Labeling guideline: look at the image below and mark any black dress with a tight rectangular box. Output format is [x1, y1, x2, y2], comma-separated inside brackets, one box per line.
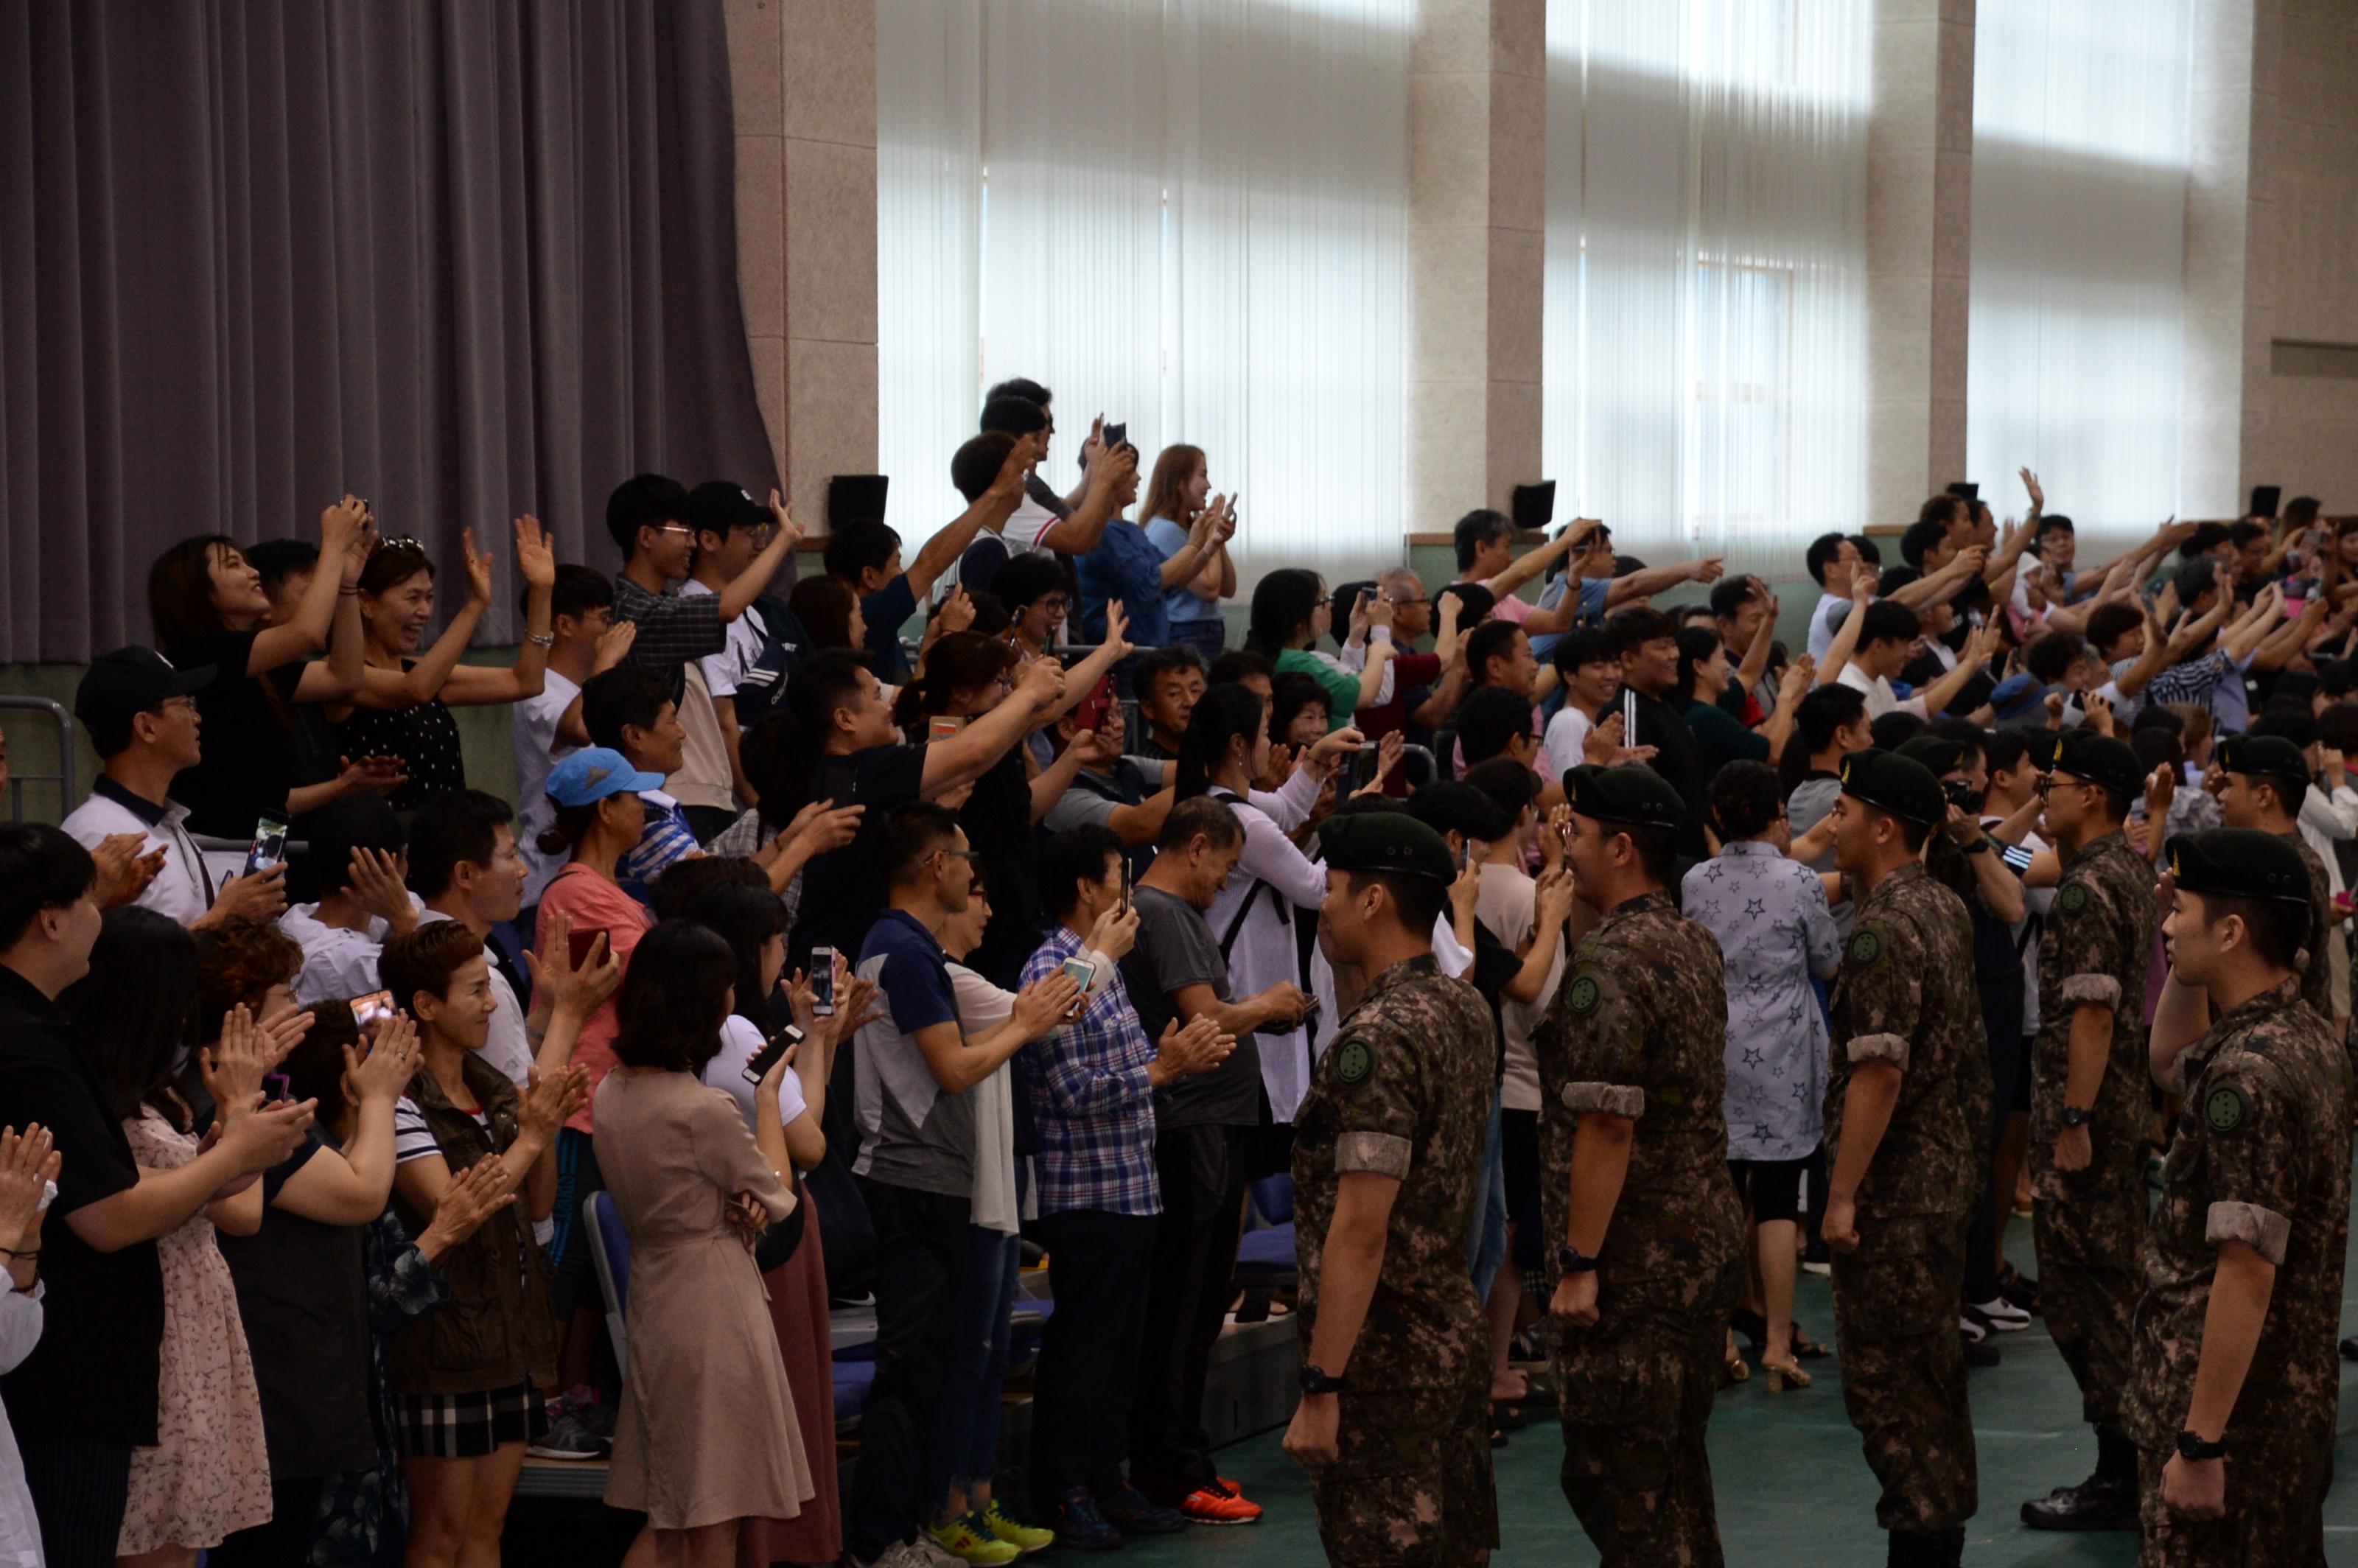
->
[332, 660, 465, 811]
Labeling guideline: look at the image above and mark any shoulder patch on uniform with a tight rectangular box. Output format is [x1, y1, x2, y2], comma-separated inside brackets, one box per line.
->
[1565, 976, 1601, 1015]
[2058, 883, 2090, 915]
[1334, 1040, 1374, 1085]
[2203, 1083, 2249, 1135]
[1847, 928, 1884, 966]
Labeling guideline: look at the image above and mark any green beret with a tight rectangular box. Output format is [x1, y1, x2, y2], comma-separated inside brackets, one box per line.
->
[1320, 811, 1457, 884]
[2053, 729, 2142, 799]
[1563, 763, 1688, 832]
[1894, 735, 1968, 779]
[2165, 828, 2312, 906]
[1836, 746, 1947, 828]
[2214, 733, 2309, 787]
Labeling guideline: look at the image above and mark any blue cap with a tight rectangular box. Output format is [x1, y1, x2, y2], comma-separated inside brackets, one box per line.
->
[1990, 673, 2046, 724]
[545, 747, 664, 808]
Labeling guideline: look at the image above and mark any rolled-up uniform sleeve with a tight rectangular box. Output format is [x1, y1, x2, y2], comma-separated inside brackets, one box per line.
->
[2197, 1061, 2297, 1267]
[1326, 1025, 1421, 1180]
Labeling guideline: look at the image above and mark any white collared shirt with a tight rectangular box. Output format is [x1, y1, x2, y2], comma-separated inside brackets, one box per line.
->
[60, 783, 214, 924]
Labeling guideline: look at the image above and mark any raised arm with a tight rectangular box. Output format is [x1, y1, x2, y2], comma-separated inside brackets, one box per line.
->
[253, 498, 368, 675]
[717, 490, 805, 624]
[1035, 440, 1135, 557]
[1816, 578, 1874, 687]
[441, 517, 555, 707]
[921, 656, 1066, 797]
[1486, 522, 1594, 601]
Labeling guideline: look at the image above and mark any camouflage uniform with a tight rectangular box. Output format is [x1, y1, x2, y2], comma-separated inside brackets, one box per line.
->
[1826, 862, 1990, 1534]
[1293, 953, 1499, 1567]
[1535, 890, 1744, 1567]
[2028, 829, 2158, 1431]
[2123, 977, 2352, 1565]
[2281, 829, 2335, 1027]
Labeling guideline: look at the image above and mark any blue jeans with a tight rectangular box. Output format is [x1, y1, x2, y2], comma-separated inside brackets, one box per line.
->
[1466, 1088, 1508, 1296]
[927, 1225, 1021, 1510]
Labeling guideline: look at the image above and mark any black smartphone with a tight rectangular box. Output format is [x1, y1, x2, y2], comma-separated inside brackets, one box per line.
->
[810, 948, 836, 1017]
[1104, 421, 1127, 452]
[245, 815, 288, 876]
[263, 1072, 293, 1102]
[2250, 484, 2282, 519]
[742, 1023, 806, 1085]
[1946, 480, 1979, 501]
[1119, 857, 1131, 916]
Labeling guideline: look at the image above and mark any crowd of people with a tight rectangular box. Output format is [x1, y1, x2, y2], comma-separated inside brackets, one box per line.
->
[0, 383, 2352, 1568]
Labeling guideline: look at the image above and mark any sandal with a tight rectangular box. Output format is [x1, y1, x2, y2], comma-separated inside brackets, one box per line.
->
[1760, 1353, 1813, 1393]
[1721, 1349, 1751, 1387]
[1789, 1325, 1830, 1360]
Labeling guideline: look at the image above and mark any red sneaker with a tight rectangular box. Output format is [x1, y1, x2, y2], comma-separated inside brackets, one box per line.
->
[1180, 1479, 1262, 1525]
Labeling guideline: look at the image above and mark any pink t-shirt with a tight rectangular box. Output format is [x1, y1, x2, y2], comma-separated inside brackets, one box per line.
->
[536, 861, 653, 1135]
[1453, 576, 1533, 623]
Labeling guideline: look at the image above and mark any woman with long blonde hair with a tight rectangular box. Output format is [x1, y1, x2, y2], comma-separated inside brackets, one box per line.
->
[1140, 444, 1236, 660]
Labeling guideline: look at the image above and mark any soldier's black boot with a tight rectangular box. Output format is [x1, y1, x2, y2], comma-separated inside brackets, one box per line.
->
[1886, 1528, 1946, 1567]
[1940, 1523, 1967, 1566]
[2019, 1427, 2138, 1530]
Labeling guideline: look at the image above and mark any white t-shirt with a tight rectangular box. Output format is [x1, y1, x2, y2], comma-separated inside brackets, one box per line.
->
[1003, 496, 1063, 554]
[1543, 706, 1595, 776]
[517, 669, 581, 907]
[948, 965, 1020, 1234]
[1836, 663, 1923, 722]
[702, 1013, 811, 1135]
[1806, 591, 1850, 663]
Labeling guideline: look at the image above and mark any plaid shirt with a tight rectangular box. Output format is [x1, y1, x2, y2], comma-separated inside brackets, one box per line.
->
[612, 573, 727, 671]
[1018, 925, 1161, 1217]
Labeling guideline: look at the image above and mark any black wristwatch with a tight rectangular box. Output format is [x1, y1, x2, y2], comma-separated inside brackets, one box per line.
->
[2175, 1429, 2226, 1462]
[1298, 1364, 1346, 1396]
[1961, 836, 1991, 855]
[2060, 1105, 2093, 1129]
[1558, 1242, 1600, 1274]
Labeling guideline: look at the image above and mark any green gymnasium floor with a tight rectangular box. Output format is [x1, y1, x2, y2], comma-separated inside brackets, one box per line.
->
[1107, 1203, 2358, 1567]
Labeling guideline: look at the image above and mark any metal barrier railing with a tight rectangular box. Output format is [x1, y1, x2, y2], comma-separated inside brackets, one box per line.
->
[0, 696, 76, 824]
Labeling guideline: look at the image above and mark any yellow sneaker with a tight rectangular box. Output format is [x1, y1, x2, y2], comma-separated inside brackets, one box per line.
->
[978, 1499, 1055, 1555]
[926, 1516, 1018, 1566]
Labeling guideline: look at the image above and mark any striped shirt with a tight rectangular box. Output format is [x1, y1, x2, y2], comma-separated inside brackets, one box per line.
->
[616, 790, 699, 900]
[1018, 925, 1161, 1217]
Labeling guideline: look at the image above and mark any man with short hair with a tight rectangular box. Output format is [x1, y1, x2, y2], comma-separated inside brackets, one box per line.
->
[2018, 732, 2161, 1531]
[409, 789, 544, 1090]
[2128, 829, 2348, 1565]
[1822, 750, 1992, 1565]
[980, 380, 1130, 556]
[1836, 601, 1995, 723]
[822, 435, 1038, 683]
[1132, 646, 1207, 760]
[603, 472, 800, 679]
[1280, 812, 1497, 1567]
[278, 796, 416, 1007]
[0, 824, 313, 1568]
[1121, 798, 1308, 1523]
[2207, 734, 2337, 1030]
[1607, 608, 1707, 858]
[1539, 765, 1742, 1565]
[581, 666, 698, 899]
[673, 481, 802, 840]
[1020, 826, 1232, 1544]
[517, 565, 635, 909]
[844, 805, 1080, 1568]
[60, 647, 285, 929]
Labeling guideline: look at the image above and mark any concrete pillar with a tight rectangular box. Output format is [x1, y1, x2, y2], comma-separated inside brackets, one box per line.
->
[1407, 0, 1547, 534]
[1865, 0, 1974, 529]
[725, 0, 879, 531]
[2180, 0, 2263, 517]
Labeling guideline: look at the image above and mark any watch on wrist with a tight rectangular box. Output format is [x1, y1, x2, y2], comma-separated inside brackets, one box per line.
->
[2175, 1429, 2225, 1462]
[2060, 1105, 2093, 1129]
[1298, 1364, 1346, 1396]
[1558, 1242, 1600, 1274]
[1961, 836, 1991, 855]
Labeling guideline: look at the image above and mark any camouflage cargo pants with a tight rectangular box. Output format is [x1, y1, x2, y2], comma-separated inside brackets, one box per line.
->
[1832, 1217, 1978, 1533]
[1553, 1306, 1726, 1567]
[2137, 1440, 2328, 1567]
[1309, 1373, 1497, 1567]
[2032, 1152, 2145, 1429]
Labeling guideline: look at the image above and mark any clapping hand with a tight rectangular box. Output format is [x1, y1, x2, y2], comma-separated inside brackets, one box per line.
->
[1351, 730, 1404, 797]
[519, 1064, 590, 1146]
[0, 1124, 59, 1259]
[417, 1157, 517, 1261]
[1154, 1015, 1234, 1079]
[91, 833, 167, 910]
[348, 847, 416, 932]
[1012, 973, 1085, 1035]
[345, 1012, 424, 1106]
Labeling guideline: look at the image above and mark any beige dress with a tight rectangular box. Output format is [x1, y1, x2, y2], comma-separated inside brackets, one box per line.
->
[119, 1108, 271, 1554]
[593, 1070, 813, 1529]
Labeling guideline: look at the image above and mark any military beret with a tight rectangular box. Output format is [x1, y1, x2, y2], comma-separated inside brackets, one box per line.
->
[1836, 746, 1947, 828]
[1894, 735, 1969, 779]
[1562, 763, 1687, 832]
[2016, 727, 2063, 774]
[2164, 828, 2312, 906]
[1320, 810, 1457, 884]
[2052, 729, 2143, 799]
[2214, 733, 2309, 788]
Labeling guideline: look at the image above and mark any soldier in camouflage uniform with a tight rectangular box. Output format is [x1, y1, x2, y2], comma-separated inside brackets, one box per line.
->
[1822, 749, 1990, 1568]
[1534, 764, 1743, 1567]
[1284, 811, 1498, 1567]
[2127, 830, 2351, 1564]
[2020, 730, 2161, 1531]
[2208, 734, 2337, 1032]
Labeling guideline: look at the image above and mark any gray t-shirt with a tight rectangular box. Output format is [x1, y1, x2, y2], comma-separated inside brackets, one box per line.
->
[1785, 772, 1855, 938]
[1119, 885, 1263, 1129]
[850, 909, 974, 1199]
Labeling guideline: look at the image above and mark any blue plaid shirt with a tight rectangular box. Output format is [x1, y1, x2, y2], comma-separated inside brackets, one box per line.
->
[1018, 925, 1161, 1217]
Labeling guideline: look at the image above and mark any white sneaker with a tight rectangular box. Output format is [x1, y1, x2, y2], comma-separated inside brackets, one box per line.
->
[1967, 1296, 2032, 1332]
[1958, 1313, 1987, 1344]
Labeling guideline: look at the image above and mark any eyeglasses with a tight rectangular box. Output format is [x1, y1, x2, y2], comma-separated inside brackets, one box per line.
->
[655, 524, 695, 539]
[934, 847, 984, 869]
[155, 696, 198, 716]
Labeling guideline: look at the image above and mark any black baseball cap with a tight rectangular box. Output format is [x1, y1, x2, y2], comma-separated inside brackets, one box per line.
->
[2214, 733, 2309, 789]
[74, 647, 214, 740]
[685, 481, 769, 538]
[1320, 811, 1457, 885]
[2052, 729, 2143, 799]
[1836, 746, 1946, 828]
[2165, 828, 2312, 906]
[1563, 763, 1688, 831]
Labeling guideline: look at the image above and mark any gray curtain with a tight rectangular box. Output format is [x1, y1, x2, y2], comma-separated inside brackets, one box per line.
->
[0, 0, 780, 662]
